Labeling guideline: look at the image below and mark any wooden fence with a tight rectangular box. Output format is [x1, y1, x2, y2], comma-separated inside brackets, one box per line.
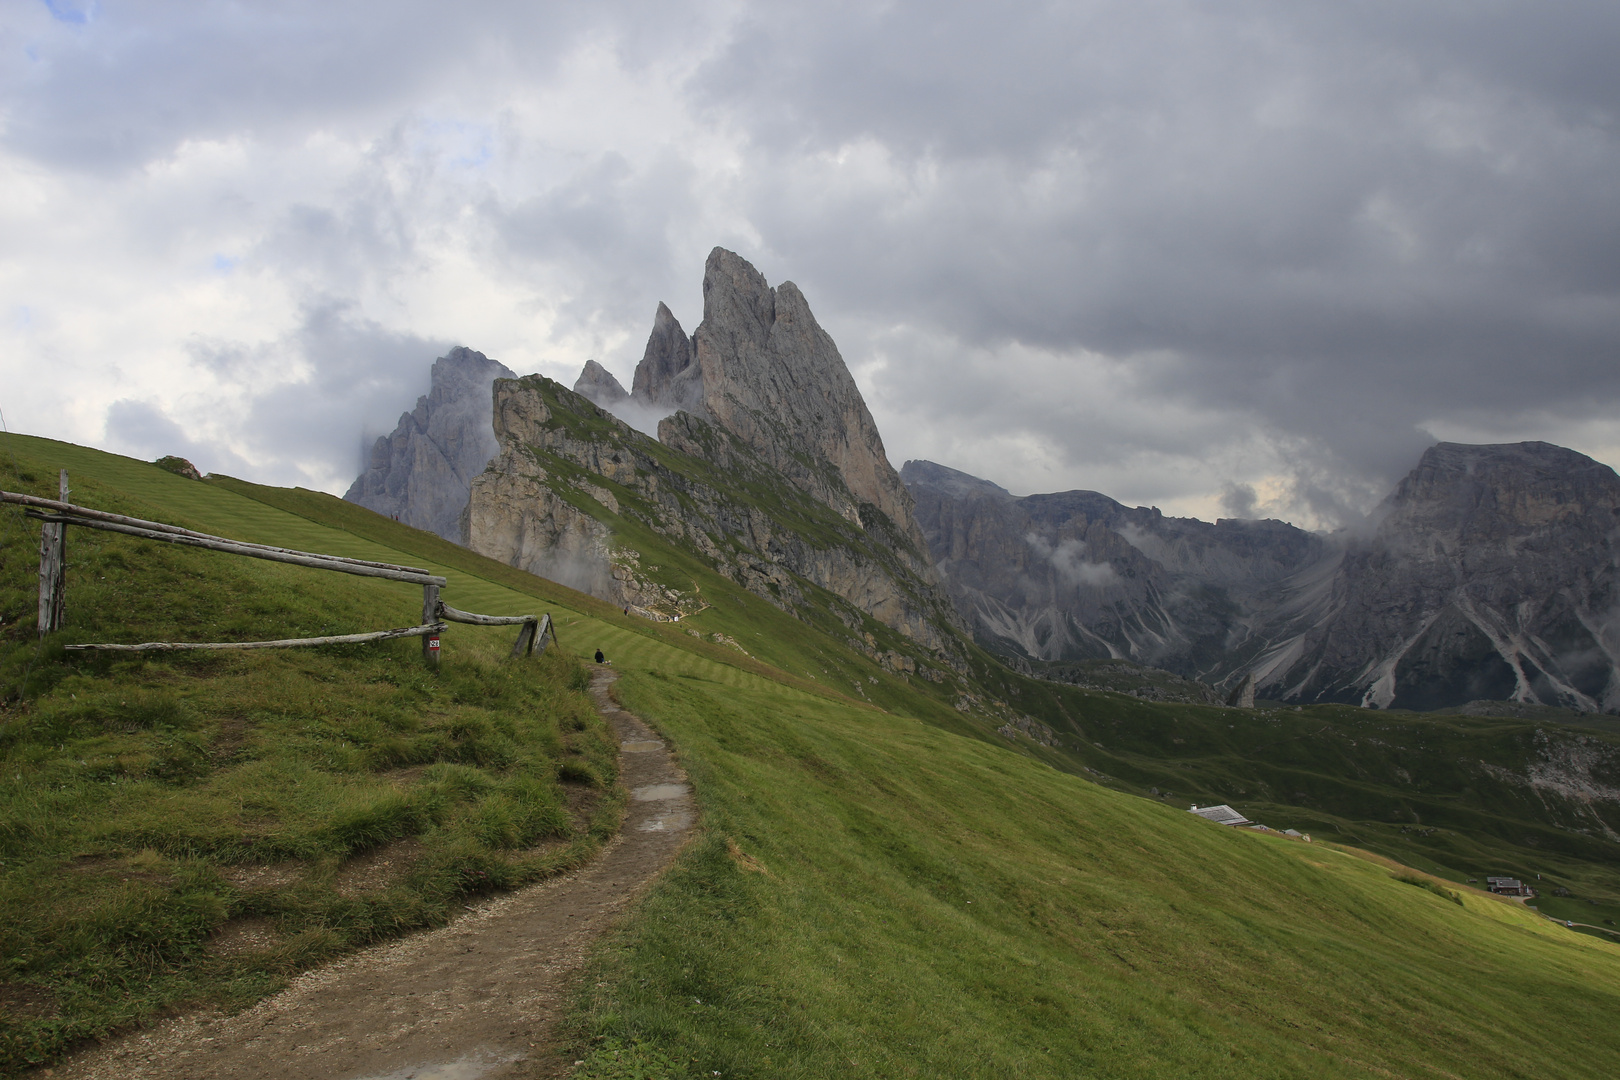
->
[2, 474, 552, 668]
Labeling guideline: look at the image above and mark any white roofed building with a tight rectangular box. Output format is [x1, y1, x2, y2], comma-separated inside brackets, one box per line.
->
[1188, 804, 1252, 827]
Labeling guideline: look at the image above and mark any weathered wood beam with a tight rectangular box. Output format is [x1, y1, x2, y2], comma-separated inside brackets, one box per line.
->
[25, 512, 446, 586]
[64, 621, 448, 653]
[437, 602, 537, 627]
[422, 583, 441, 671]
[36, 471, 68, 634]
[1, 489, 433, 576]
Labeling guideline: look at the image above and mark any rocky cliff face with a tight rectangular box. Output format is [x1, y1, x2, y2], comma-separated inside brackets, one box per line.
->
[520, 247, 951, 648]
[466, 376, 961, 653]
[904, 459, 1329, 684]
[686, 249, 924, 547]
[907, 443, 1620, 713]
[632, 302, 705, 416]
[575, 249, 927, 551]
[1261, 442, 1620, 712]
[345, 347, 515, 541]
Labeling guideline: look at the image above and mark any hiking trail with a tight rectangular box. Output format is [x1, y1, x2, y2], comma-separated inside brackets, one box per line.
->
[55, 668, 693, 1080]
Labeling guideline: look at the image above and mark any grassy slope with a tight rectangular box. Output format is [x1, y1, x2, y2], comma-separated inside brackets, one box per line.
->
[502, 385, 1620, 910]
[8, 435, 1620, 1077]
[203, 438, 1620, 910]
[568, 630, 1620, 1079]
[0, 437, 623, 1071]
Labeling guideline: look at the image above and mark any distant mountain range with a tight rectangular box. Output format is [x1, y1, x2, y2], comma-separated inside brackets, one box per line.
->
[344, 258, 1620, 715]
[906, 442, 1620, 712]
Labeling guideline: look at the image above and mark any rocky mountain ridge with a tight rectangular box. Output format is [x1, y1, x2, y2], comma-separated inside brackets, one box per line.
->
[346, 250, 955, 659]
[906, 442, 1620, 713]
[468, 247, 960, 654]
[1261, 441, 1620, 712]
[465, 375, 961, 653]
[576, 249, 926, 551]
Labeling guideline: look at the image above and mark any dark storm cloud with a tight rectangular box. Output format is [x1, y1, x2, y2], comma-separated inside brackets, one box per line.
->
[687, 0, 1620, 511]
[2, 0, 704, 171]
[492, 149, 709, 352]
[7, 0, 1619, 523]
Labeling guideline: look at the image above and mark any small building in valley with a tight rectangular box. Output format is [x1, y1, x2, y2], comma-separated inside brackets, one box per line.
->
[1189, 804, 1252, 827]
[1486, 876, 1534, 897]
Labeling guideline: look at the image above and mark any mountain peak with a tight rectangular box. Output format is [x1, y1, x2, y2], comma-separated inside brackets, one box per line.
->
[1386, 440, 1620, 531]
[345, 346, 515, 541]
[573, 359, 628, 407]
[684, 248, 920, 540]
[901, 460, 1013, 501]
[629, 301, 703, 415]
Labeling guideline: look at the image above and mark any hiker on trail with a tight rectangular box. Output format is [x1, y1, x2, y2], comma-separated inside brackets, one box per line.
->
[594, 649, 605, 664]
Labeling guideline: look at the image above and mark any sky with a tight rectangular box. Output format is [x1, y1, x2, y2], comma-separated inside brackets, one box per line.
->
[4, 0, 1619, 530]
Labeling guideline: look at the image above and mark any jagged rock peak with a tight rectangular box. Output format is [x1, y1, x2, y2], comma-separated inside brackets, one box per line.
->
[344, 345, 515, 543]
[678, 246, 922, 543]
[632, 302, 704, 415]
[573, 360, 629, 408]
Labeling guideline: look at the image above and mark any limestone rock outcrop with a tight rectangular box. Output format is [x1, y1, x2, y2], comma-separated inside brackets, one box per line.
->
[576, 248, 927, 552]
[467, 376, 961, 653]
[1264, 442, 1620, 711]
[632, 302, 705, 416]
[904, 458, 1327, 693]
[687, 249, 923, 547]
[536, 247, 951, 647]
[345, 347, 515, 541]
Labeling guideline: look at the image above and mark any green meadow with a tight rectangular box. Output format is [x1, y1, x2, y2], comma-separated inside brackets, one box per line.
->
[0, 437, 619, 1071]
[564, 630, 1620, 1079]
[4, 432, 1620, 1077]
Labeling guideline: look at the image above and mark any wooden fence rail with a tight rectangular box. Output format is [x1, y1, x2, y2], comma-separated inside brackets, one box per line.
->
[65, 622, 448, 653]
[23, 511, 445, 586]
[2, 490, 437, 576]
[437, 602, 552, 660]
[6, 478, 554, 668]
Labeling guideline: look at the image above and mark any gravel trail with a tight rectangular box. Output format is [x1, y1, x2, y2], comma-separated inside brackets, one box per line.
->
[55, 668, 692, 1080]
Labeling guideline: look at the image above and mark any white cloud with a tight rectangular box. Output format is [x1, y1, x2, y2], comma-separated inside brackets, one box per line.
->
[2, 0, 1618, 520]
[1025, 533, 1118, 589]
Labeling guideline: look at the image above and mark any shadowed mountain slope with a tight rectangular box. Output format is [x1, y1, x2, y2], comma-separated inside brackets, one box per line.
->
[906, 443, 1620, 714]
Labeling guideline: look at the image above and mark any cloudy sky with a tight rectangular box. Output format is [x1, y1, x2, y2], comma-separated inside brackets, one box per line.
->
[4, 0, 1618, 529]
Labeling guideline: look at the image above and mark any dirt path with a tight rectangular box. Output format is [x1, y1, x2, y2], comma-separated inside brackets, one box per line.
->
[55, 668, 693, 1080]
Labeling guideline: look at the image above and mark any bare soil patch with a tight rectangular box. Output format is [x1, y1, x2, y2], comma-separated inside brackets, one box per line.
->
[68, 852, 176, 887]
[332, 837, 424, 897]
[213, 717, 249, 762]
[376, 764, 428, 787]
[55, 668, 694, 1080]
[218, 862, 302, 891]
[0, 982, 58, 1021]
[560, 780, 601, 832]
[207, 918, 282, 959]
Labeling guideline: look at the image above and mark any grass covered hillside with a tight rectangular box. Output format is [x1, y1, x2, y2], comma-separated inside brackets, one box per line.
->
[5, 432, 1620, 1079]
[565, 637, 1620, 1079]
[513, 377, 1620, 915]
[0, 437, 623, 1071]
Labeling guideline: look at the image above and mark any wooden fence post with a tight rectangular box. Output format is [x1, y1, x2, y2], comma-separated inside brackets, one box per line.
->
[36, 471, 67, 635]
[509, 617, 538, 659]
[422, 583, 441, 670]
